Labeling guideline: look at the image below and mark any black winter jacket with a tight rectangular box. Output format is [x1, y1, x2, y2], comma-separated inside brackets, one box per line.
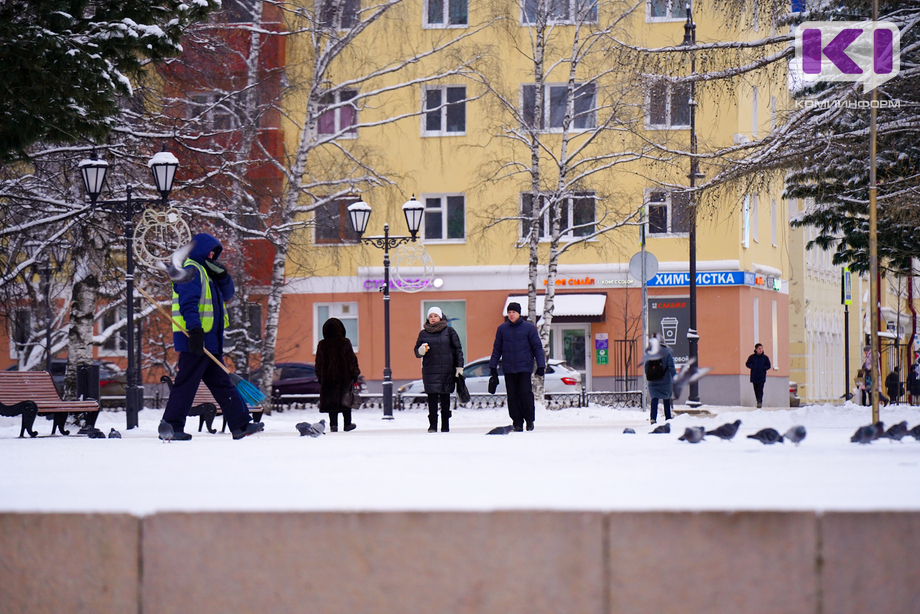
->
[414, 325, 464, 394]
[489, 318, 546, 374]
[745, 352, 771, 383]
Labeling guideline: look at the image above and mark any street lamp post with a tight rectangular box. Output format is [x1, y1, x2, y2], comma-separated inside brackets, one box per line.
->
[347, 197, 424, 419]
[24, 242, 68, 374]
[79, 149, 179, 429]
[683, 3, 703, 407]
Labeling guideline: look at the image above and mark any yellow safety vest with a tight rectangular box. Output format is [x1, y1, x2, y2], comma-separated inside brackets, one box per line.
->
[171, 259, 229, 333]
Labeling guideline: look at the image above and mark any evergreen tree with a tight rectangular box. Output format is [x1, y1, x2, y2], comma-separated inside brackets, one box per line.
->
[0, 0, 218, 161]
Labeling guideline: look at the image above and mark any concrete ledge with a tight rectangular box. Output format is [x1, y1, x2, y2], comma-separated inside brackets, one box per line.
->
[608, 512, 817, 614]
[142, 511, 605, 614]
[2, 511, 919, 614]
[821, 512, 920, 614]
[0, 513, 139, 614]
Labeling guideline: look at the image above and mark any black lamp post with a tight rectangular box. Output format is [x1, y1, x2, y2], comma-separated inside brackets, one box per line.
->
[24, 241, 68, 373]
[682, 3, 703, 407]
[79, 148, 179, 429]
[348, 197, 424, 419]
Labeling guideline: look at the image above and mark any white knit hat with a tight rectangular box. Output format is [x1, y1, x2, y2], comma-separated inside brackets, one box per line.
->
[427, 306, 443, 319]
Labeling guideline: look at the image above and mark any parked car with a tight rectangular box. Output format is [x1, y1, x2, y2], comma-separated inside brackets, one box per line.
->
[251, 362, 367, 403]
[4, 359, 126, 407]
[789, 381, 800, 407]
[397, 356, 580, 403]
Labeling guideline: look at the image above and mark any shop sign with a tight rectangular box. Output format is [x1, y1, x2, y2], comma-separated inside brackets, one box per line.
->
[648, 298, 690, 364]
[595, 333, 608, 365]
[648, 271, 748, 287]
[543, 277, 596, 286]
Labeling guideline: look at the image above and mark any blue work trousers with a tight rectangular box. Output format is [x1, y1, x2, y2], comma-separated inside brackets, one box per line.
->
[163, 351, 252, 433]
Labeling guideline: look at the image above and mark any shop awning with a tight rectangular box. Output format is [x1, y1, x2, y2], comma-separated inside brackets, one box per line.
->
[503, 293, 607, 323]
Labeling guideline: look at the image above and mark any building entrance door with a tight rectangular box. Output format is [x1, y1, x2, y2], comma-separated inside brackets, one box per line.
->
[549, 324, 591, 390]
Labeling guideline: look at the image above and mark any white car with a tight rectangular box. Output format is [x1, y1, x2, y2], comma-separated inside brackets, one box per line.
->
[397, 356, 580, 402]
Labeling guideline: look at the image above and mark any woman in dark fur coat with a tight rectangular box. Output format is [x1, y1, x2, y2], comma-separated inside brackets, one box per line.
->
[315, 318, 361, 432]
[414, 306, 464, 432]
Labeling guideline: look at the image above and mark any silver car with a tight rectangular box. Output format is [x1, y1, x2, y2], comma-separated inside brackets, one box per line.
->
[397, 356, 580, 403]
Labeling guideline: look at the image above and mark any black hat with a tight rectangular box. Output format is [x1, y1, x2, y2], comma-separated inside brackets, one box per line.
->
[507, 302, 522, 314]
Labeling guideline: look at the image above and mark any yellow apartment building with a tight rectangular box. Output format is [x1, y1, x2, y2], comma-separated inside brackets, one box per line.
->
[266, 0, 798, 406]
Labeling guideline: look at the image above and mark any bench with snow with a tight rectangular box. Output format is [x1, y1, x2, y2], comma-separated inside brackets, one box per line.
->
[0, 371, 100, 437]
[160, 376, 264, 434]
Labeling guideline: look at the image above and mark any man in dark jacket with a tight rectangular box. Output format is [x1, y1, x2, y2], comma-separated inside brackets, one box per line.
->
[489, 302, 546, 432]
[161, 233, 262, 440]
[745, 343, 771, 408]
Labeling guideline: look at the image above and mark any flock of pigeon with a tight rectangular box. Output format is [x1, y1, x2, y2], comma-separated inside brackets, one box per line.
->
[621, 419, 808, 445]
[849, 421, 920, 444]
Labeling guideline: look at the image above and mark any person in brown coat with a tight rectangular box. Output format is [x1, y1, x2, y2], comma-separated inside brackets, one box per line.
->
[315, 318, 361, 432]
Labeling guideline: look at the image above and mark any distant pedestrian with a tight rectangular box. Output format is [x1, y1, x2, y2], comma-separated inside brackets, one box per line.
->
[909, 362, 920, 405]
[745, 343, 771, 408]
[645, 333, 676, 424]
[315, 318, 361, 432]
[489, 302, 546, 432]
[414, 306, 464, 433]
[885, 366, 901, 404]
[855, 369, 867, 406]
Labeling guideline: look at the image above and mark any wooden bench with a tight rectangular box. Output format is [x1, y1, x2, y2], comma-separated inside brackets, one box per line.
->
[0, 372, 100, 438]
[160, 376, 264, 434]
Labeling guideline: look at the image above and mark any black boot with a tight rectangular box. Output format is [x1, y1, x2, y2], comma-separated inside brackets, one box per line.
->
[428, 413, 438, 433]
[329, 416, 338, 432]
[441, 409, 451, 432]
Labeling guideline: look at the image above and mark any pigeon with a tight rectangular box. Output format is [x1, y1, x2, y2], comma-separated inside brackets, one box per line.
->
[623, 428, 636, 434]
[678, 426, 706, 443]
[108, 428, 122, 439]
[671, 358, 711, 400]
[296, 420, 326, 437]
[881, 421, 909, 441]
[487, 425, 514, 435]
[747, 428, 784, 444]
[639, 335, 666, 366]
[650, 423, 671, 434]
[158, 419, 174, 442]
[850, 422, 884, 444]
[155, 240, 195, 283]
[783, 425, 807, 445]
[706, 419, 741, 441]
[87, 428, 106, 439]
[909, 424, 920, 441]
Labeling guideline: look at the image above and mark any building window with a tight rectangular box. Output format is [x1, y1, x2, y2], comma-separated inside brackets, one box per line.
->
[188, 92, 237, 131]
[223, 0, 256, 22]
[318, 89, 358, 136]
[423, 195, 465, 241]
[752, 194, 759, 242]
[318, 0, 359, 29]
[315, 303, 359, 351]
[98, 307, 127, 357]
[9, 307, 32, 359]
[647, 0, 684, 20]
[523, 0, 597, 24]
[646, 190, 691, 236]
[522, 83, 596, 131]
[646, 81, 690, 129]
[742, 194, 751, 248]
[425, 0, 467, 26]
[423, 86, 466, 135]
[521, 192, 596, 240]
[315, 198, 360, 244]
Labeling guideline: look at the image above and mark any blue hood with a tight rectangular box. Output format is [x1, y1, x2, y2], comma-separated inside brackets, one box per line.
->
[188, 233, 222, 263]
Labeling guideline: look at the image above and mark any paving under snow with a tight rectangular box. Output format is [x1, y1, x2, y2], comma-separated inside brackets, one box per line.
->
[1, 401, 919, 516]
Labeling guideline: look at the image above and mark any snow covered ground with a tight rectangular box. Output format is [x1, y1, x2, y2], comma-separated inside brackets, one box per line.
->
[1, 401, 919, 516]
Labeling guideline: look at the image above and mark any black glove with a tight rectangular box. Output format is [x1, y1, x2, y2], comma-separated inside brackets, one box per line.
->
[188, 327, 205, 356]
[205, 258, 229, 280]
[536, 366, 545, 377]
[488, 374, 499, 395]
[490, 367, 498, 378]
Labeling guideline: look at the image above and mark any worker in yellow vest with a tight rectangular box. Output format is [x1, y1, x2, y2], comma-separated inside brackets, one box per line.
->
[160, 233, 263, 440]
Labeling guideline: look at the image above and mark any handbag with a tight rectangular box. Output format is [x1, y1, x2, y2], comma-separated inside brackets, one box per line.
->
[340, 378, 362, 409]
[455, 374, 471, 404]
